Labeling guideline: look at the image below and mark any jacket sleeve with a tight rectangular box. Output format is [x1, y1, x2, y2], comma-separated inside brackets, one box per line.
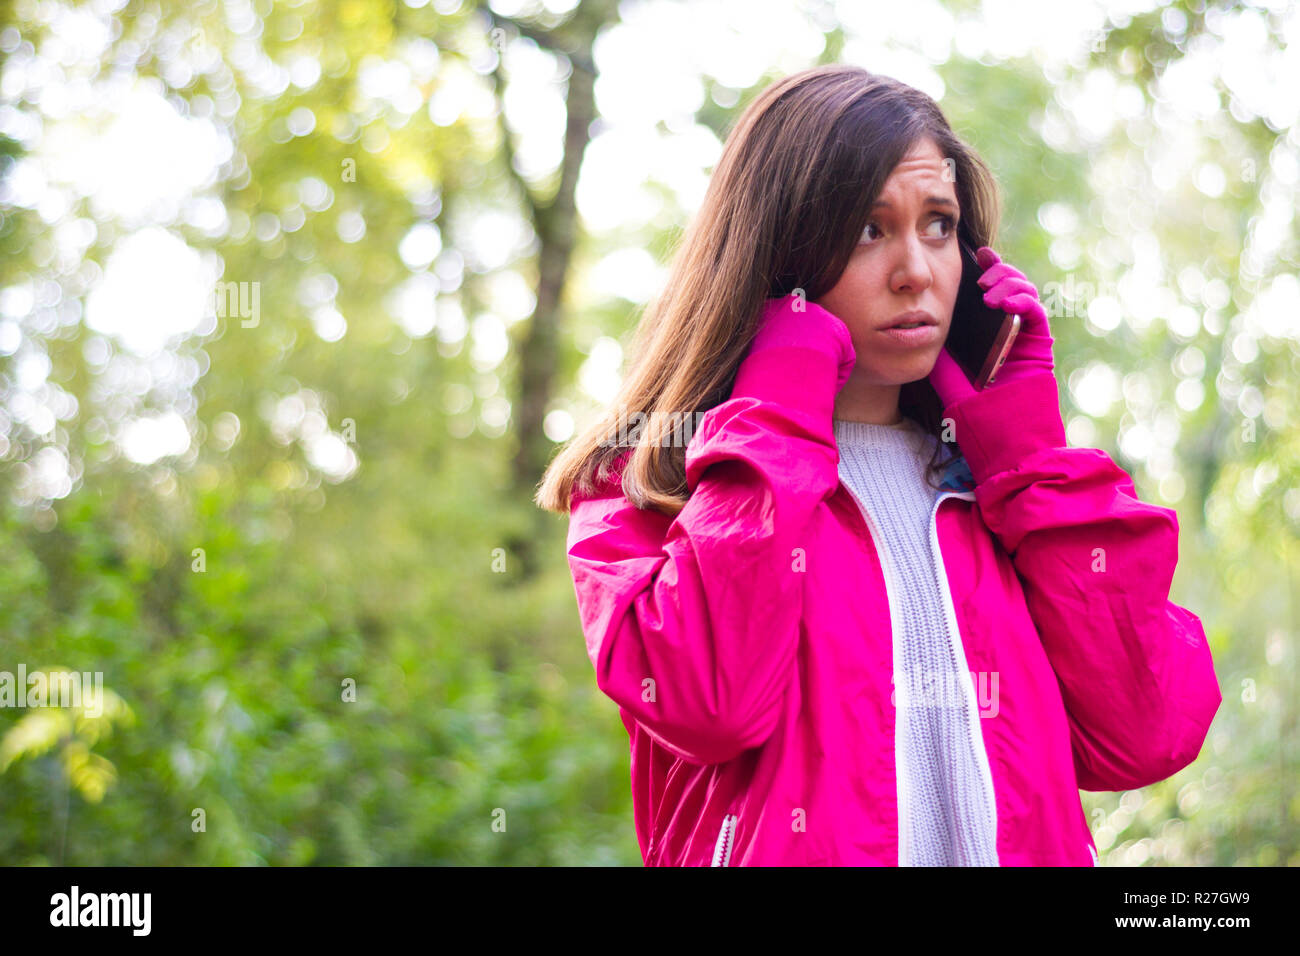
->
[565, 302, 849, 766]
[945, 371, 1222, 791]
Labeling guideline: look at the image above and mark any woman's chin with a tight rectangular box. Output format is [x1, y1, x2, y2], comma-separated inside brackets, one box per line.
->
[891, 354, 942, 383]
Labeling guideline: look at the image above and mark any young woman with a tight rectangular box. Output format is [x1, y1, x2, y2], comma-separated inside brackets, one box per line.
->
[534, 65, 1222, 866]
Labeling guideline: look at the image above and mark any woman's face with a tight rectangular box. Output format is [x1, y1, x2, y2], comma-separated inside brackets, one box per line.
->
[813, 136, 963, 389]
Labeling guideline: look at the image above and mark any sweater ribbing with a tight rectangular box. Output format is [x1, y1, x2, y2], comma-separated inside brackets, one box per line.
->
[833, 415, 998, 866]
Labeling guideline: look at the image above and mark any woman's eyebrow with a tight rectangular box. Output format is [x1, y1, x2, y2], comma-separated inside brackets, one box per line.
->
[870, 196, 959, 210]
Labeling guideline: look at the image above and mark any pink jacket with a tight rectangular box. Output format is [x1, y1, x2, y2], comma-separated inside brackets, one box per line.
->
[565, 301, 1222, 866]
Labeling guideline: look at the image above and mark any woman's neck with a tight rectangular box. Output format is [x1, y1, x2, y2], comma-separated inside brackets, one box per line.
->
[832, 380, 904, 426]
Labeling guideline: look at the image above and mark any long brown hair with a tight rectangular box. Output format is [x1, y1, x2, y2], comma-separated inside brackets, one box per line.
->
[535, 65, 1000, 517]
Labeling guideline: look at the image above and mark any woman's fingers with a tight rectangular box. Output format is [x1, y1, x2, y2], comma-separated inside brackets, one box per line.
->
[999, 293, 1051, 337]
[976, 261, 1023, 289]
[963, 249, 1057, 375]
[982, 276, 1038, 310]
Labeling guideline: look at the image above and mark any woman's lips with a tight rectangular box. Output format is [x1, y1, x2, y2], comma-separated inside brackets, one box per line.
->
[879, 324, 941, 346]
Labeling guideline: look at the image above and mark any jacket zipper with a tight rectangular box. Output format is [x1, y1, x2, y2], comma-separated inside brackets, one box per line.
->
[843, 486, 912, 867]
[711, 813, 738, 866]
[925, 487, 1001, 866]
[843, 481, 997, 866]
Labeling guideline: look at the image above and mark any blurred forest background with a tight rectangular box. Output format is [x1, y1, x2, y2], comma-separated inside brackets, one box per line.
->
[0, 0, 1296, 865]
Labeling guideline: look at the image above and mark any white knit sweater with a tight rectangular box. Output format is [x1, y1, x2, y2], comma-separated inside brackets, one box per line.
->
[832, 415, 998, 866]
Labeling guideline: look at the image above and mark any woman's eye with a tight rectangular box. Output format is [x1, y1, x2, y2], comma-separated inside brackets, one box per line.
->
[927, 215, 957, 238]
[861, 216, 956, 244]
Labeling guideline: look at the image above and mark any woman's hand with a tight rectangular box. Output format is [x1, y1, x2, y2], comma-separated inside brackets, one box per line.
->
[927, 247, 1056, 409]
[747, 293, 858, 392]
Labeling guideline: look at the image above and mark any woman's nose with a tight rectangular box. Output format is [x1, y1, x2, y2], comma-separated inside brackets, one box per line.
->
[890, 235, 933, 294]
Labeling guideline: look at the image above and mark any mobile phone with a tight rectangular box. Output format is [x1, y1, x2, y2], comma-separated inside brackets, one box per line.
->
[945, 237, 1020, 389]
